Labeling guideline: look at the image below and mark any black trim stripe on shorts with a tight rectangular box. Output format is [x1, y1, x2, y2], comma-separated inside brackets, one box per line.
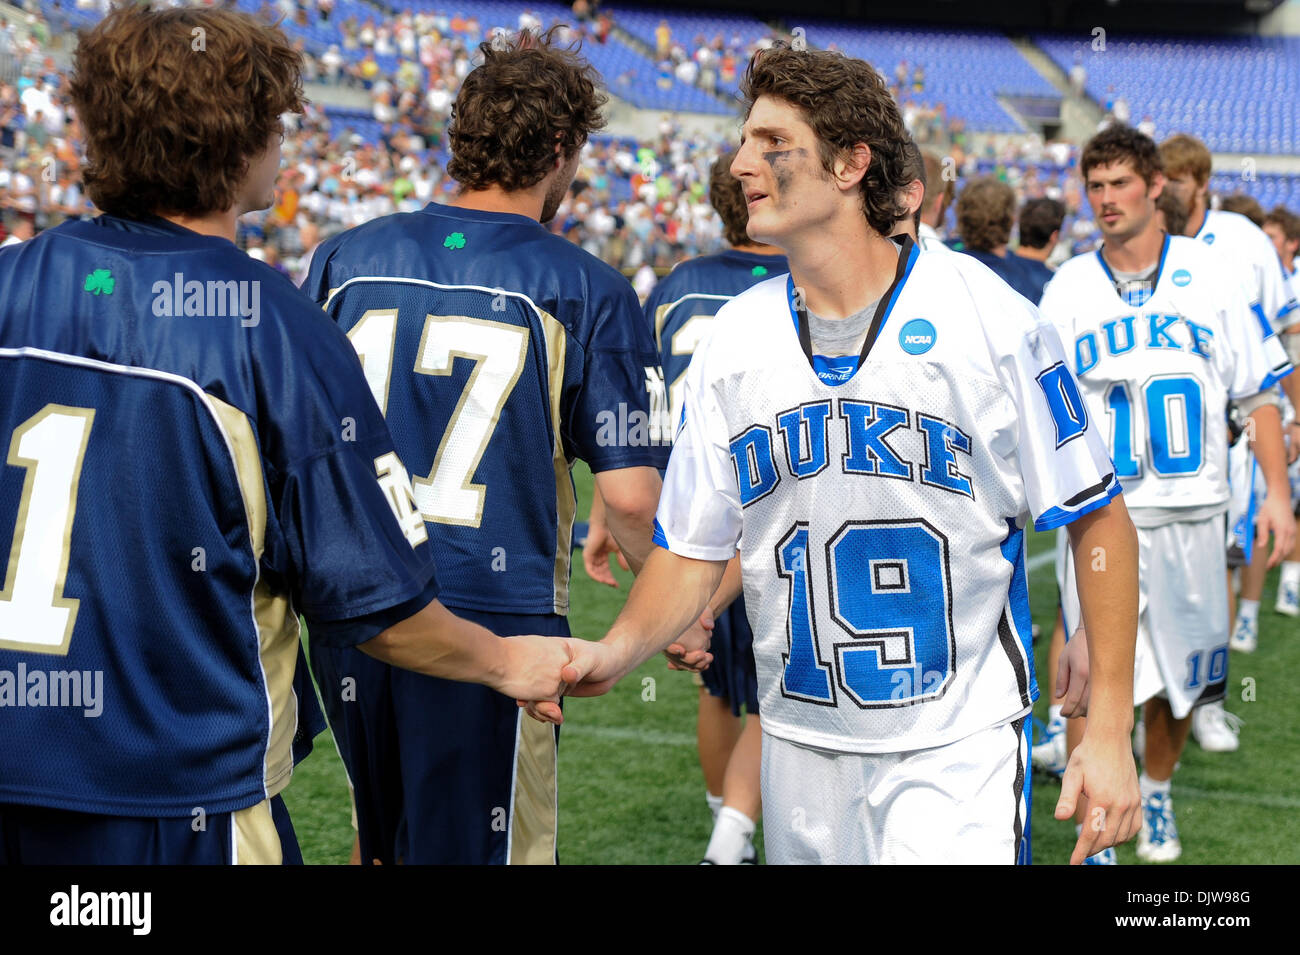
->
[1011, 715, 1027, 865]
[997, 609, 1033, 710]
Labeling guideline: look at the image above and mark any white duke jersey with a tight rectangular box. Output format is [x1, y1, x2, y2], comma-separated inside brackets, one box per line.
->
[654, 246, 1120, 753]
[1196, 209, 1299, 332]
[1039, 235, 1290, 518]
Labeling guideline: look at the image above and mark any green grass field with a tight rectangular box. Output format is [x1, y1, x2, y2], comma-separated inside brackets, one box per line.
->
[283, 462, 1300, 864]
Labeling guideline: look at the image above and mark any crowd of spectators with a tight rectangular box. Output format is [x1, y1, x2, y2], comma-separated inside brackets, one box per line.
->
[6, 3, 1288, 294]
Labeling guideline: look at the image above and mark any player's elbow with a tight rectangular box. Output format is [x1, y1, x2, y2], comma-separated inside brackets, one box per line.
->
[595, 467, 662, 529]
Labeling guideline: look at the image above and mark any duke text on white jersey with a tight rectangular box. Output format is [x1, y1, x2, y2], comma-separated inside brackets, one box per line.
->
[1038, 234, 1290, 521]
[653, 243, 1120, 754]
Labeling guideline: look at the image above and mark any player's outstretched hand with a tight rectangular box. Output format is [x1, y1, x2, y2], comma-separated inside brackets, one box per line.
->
[1055, 726, 1141, 865]
[1055, 624, 1090, 718]
[665, 609, 714, 673]
[518, 638, 624, 725]
[583, 519, 628, 588]
[1256, 491, 1297, 568]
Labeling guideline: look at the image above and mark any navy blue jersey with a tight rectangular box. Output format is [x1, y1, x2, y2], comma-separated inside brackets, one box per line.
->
[0, 215, 438, 817]
[305, 203, 670, 616]
[1012, 254, 1055, 306]
[644, 249, 788, 428]
[959, 248, 1040, 304]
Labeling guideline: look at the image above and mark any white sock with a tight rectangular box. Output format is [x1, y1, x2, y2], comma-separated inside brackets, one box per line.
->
[1048, 704, 1063, 724]
[704, 806, 756, 865]
[1140, 772, 1172, 799]
[705, 792, 723, 822]
[1238, 599, 1260, 625]
[1281, 562, 1300, 591]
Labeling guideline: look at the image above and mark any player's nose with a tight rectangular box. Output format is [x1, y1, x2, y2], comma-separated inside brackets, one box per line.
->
[731, 141, 758, 181]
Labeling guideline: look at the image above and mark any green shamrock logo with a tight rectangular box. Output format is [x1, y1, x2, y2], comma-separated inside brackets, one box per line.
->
[84, 269, 115, 295]
[443, 232, 466, 250]
[751, 265, 768, 277]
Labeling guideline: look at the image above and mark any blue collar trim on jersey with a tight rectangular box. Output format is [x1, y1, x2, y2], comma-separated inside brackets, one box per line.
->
[785, 237, 920, 386]
[1094, 232, 1170, 301]
[419, 201, 542, 228]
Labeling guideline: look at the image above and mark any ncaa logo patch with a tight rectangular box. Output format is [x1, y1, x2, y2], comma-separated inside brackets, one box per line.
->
[1203, 233, 1216, 245]
[899, 318, 937, 355]
[1172, 269, 1192, 286]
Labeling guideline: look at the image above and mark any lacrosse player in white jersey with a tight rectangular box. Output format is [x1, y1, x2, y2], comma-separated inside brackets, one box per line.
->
[1040, 125, 1295, 863]
[1159, 134, 1300, 750]
[530, 44, 1142, 865]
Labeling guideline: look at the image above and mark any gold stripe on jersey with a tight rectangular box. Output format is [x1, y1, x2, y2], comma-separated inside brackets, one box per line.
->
[509, 711, 558, 865]
[654, 300, 674, 351]
[539, 309, 574, 615]
[233, 798, 283, 865]
[208, 393, 299, 800]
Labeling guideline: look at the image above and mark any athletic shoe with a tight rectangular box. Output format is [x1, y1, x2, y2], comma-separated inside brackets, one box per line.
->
[1192, 701, 1242, 753]
[1229, 614, 1258, 653]
[702, 843, 759, 865]
[1133, 720, 1145, 764]
[1032, 714, 1067, 777]
[1137, 791, 1181, 862]
[1276, 580, 1300, 617]
[1084, 847, 1118, 865]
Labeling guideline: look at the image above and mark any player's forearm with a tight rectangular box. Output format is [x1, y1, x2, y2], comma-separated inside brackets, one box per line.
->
[1278, 368, 1300, 420]
[362, 599, 508, 690]
[706, 554, 743, 617]
[1247, 402, 1289, 498]
[587, 482, 607, 529]
[594, 466, 663, 574]
[602, 545, 726, 678]
[1067, 497, 1139, 735]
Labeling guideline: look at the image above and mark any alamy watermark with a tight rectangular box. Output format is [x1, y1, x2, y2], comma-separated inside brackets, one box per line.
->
[151, 272, 261, 327]
[0, 663, 103, 717]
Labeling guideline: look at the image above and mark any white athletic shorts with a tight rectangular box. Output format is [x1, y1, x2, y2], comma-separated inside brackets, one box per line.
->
[1224, 439, 1264, 561]
[1057, 516, 1229, 720]
[760, 719, 1031, 865]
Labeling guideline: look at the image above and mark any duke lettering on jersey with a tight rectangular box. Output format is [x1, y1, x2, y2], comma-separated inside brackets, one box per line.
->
[1074, 314, 1215, 375]
[732, 401, 974, 502]
[1039, 234, 1291, 513]
[655, 251, 1120, 754]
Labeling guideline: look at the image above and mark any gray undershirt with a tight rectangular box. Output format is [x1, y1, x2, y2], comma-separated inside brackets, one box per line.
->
[806, 299, 880, 357]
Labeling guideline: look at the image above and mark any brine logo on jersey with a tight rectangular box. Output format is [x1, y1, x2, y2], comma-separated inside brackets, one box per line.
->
[151, 272, 262, 327]
[0, 664, 103, 717]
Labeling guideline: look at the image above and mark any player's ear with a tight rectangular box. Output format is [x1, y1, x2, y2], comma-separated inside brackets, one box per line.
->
[1149, 171, 1166, 202]
[833, 143, 871, 190]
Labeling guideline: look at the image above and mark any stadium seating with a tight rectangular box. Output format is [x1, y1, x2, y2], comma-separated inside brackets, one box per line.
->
[1034, 33, 1300, 155]
[799, 21, 1060, 133]
[613, 6, 773, 97]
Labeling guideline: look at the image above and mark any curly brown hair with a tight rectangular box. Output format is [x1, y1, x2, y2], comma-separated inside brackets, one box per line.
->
[447, 26, 607, 192]
[956, 177, 1016, 252]
[69, 4, 303, 219]
[709, 152, 751, 248]
[1081, 124, 1163, 188]
[739, 44, 910, 237]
